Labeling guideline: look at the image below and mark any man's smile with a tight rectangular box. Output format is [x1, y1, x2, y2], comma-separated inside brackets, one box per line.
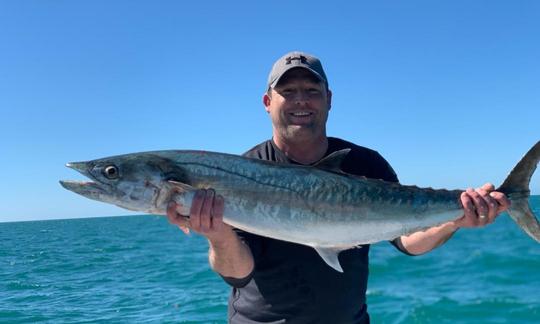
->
[289, 111, 313, 117]
[287, 111, 316, 125]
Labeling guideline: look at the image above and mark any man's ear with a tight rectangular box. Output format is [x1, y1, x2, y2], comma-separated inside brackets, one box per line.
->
[263, 93, 271, 113]
[327, 90, 332, 111]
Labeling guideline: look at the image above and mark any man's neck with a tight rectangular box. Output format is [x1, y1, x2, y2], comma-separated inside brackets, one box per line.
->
[272, 134, 329, 165]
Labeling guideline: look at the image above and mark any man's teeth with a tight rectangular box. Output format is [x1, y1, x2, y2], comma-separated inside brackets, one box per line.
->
[291, 112, 312, 116]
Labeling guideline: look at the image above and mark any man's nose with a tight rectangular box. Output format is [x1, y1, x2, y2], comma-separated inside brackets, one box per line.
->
[293, 91, 309, 104]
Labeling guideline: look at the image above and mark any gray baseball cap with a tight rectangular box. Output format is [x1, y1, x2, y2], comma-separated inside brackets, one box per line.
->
[267, 51, 328, 89]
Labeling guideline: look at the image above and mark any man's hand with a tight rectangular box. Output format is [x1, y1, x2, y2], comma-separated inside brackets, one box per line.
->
[399, 183, 511, 255]
[454, 183, 511, 228]
[166, 188, 255, 278]
[166, 188, 235, 243]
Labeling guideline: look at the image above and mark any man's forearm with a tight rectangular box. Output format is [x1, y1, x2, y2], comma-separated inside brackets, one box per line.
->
[208, 232, 254, 279]
[399, 221, 459, 255]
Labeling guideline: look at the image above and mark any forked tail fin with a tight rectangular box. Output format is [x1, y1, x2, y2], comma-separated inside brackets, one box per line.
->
[496, 141, 540, 242]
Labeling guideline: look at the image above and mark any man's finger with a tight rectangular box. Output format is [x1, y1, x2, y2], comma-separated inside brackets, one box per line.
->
[461, 191, 474, 215]
[178, 225, 190, 234]
[477, 188, 498, 223]
[212, 195, 225, 231]
[190, 189, 205, 230]
[167, 201, 185, 225]
[200, 189, 215, 232]
[459, 190, 476, 227]
[479, 183, 495, 192]
[467, 188, 490, 225]
[166, 201, 192, 234]
[470, 188, 490, 225]
[490, 191, 511, 213]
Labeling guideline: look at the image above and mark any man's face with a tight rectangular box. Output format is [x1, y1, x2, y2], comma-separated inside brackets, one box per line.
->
[263, 68, 332, 142]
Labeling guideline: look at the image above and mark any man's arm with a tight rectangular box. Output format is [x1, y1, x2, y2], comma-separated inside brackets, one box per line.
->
[166, 189, 254, 279]
[399, 183, 511, 255]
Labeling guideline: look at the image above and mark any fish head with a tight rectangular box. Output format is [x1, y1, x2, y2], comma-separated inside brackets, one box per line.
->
[60, 153, 184, 213]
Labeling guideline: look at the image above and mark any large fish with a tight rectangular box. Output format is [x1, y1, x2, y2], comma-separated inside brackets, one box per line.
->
[60, 141, 540, 272]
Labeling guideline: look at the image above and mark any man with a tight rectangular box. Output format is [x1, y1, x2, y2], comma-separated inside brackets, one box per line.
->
[167, 51, 510, 323]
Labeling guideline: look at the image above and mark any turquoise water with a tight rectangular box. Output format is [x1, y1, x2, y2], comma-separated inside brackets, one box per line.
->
[1, 197, 539, 323]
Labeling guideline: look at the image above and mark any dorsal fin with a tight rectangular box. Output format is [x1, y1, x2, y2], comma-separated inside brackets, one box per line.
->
[312, 149, 350, 173]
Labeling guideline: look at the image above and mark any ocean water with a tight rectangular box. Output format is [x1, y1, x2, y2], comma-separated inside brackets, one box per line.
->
[1, 197, 539, 323]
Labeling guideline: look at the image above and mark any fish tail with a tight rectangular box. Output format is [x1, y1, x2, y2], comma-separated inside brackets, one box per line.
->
[496, 141, 540, 242]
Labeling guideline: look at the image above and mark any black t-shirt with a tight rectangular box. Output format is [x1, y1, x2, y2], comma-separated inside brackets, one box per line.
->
[225, 137, 399, 324]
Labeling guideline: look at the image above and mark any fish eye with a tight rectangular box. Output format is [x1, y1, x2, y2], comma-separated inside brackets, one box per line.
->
[103, 165, 119, 179]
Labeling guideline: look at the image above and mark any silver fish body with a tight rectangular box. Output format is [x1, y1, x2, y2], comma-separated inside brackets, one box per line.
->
[60, 142, 540, 271]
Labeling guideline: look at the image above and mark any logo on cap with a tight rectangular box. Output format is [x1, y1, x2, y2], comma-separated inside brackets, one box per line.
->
[285, 55, 308, 65]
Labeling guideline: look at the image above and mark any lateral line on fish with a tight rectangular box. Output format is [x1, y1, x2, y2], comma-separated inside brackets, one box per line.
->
[177, 162, 301, 194]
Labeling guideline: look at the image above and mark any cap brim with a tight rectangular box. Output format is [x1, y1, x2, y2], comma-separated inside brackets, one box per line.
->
[269, 65, 325, 88]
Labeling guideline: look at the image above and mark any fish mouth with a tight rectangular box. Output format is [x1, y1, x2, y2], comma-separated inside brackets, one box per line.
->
[59, 179, 108, 198]
[59, 162, 110, 200]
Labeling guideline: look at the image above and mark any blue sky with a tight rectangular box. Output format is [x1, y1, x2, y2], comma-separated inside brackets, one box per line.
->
[1, 1, 538, 222]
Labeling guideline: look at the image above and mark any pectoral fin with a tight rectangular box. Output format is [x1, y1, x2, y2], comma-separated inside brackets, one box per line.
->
[167, 180, 197, 193]
[314, 247, 345, 273]
[167, 180, 197, 215]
